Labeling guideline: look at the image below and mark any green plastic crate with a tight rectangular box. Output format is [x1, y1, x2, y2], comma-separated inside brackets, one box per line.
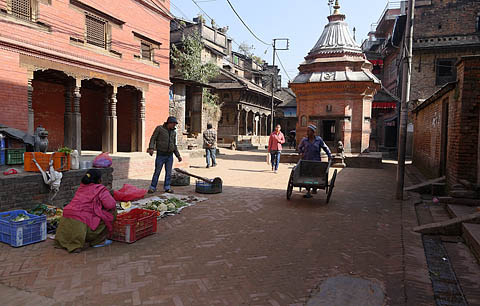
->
[6, 148, 25, 165]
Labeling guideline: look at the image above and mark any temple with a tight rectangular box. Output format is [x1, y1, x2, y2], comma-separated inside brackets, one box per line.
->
[289, 0, 380, 153]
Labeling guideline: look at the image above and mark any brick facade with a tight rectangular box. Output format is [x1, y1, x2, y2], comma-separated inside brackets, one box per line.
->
[290, 8, 380, 153]
[413, 55, 480, 187]
[414, 0, 480, 39]
[411, 0, 480, 100]
[0, 0, 172, 154]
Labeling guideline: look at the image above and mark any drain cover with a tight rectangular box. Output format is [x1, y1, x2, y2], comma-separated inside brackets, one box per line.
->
[306, 276, 385, 306]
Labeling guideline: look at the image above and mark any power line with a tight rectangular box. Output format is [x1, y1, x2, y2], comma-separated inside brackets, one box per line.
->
[225, 0, 271, 46]
[276, 52, 292, 82]
[191, 0, 215, 22]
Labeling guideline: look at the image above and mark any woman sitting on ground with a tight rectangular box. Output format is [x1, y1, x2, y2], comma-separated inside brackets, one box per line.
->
[55, 169, 116, 252]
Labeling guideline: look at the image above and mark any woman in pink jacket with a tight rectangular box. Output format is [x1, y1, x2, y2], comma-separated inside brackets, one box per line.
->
[55, 169, 116, 253]
[268, 124, 286, 173]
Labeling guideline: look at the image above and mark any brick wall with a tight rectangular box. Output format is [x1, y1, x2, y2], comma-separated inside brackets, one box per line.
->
[411, 50, 480, 101]
[0, 49, 28, 131]
[414, 1, 480, 39]
[446, 56, 480, 186]
[32, 80, 65, 150]
[145, 84, 170, 144]
[413, 55, 480, 186]
[412, 93, 450, 178]
[411, 1, 480, 101]
[292, 82, 378, 153]
[0, 0, 171, 151]
[0, 168, 113, 211]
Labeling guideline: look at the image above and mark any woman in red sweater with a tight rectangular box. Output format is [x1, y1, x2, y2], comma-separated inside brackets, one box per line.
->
[268, 124, 286, 173]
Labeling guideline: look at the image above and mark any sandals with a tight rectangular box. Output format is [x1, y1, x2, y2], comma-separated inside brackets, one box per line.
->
[93, 239, 113, 248]
[3, 169, 18, 175]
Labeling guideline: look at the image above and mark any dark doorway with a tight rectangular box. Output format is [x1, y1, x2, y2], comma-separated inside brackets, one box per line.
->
[322, 120, 336, 142]
[385, 126, 397, 147]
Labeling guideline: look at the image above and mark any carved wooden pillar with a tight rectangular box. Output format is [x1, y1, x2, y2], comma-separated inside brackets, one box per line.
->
[106, 85, 118, 154]
[27, 71, 34, 134]
[139, 91, 146, 152]
[133, 90, 146, 152]
[102, 89, 110, 152]
[244, 111, 248, 135]
[63, 80, 73, 148]
[71, 79, 82, 153]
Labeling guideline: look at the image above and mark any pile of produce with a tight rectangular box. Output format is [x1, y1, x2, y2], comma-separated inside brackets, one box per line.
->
[29, 204, 63, 234]
[12, 214, 30, 222]
[143, 198, 188, 214]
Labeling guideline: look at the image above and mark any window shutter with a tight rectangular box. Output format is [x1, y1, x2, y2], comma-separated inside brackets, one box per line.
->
[141, 42, 152, 60]
[86, 14, 106, 49]
[12, 0, 32, 21]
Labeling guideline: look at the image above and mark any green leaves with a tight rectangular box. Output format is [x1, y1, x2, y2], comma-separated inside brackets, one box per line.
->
[171, 33, 219, 84]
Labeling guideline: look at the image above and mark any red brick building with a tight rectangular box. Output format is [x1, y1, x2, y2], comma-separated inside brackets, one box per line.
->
[290, 2, 380, 153]
[412, 55, 480, 188]
[0, 0, 172, 153]
[411, 0, 480, 101]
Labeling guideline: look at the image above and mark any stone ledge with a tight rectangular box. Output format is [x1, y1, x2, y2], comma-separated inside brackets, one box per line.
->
[0, 168, 113, 211]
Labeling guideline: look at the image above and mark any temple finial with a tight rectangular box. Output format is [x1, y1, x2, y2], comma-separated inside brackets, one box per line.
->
[333, 0, 341, 15]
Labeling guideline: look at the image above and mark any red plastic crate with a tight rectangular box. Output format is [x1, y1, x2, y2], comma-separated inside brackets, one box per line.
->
[109, 208, 157, 243]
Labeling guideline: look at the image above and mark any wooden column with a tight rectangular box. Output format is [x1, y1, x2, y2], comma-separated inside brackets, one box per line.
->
[71, 78, 82, 153]
[27, 71, 34, 134]
[137, 90, 146, 152]
[106, 85, 118, 154]
[236, 109, 240, 136]
[258, 116, 262, 136]
[63, 80, 73, 148]
[244, 111, 248, 135]
[102, 89, 110, 152]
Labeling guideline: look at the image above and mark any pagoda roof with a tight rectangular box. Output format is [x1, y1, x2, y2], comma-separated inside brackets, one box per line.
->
[306, 1, 362, 58]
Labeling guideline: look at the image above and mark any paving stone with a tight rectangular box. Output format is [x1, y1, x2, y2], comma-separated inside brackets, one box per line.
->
[0, 150, 430, 305]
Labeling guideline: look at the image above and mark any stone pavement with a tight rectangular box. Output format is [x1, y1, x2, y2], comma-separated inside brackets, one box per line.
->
[0, 149, 432, 305]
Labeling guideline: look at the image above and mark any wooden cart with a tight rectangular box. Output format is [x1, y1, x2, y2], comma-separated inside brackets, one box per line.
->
[286, 160, 337, 203]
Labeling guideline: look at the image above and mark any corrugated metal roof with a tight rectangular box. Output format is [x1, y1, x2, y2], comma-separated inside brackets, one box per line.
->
[308, 13, 362, 57]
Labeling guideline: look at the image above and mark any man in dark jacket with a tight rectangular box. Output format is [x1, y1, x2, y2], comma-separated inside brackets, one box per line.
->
[147, 116, 182, 193]
[203, 123, 217, 168]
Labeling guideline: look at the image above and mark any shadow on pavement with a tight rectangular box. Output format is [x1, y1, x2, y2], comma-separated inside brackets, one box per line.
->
[216, 153, 266, 162]
[228, 168, 272, 173]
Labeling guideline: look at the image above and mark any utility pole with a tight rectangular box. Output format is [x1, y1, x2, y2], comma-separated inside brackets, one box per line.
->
[396, 0, 415, 200]
[270, 38, 289, 132]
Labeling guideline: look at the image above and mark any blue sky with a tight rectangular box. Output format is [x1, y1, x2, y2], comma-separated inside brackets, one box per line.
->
[170, 0, 389, 86]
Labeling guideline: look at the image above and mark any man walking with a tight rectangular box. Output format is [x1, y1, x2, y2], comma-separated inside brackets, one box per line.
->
[147, 116, 182, 193]
[203, 123, 217, 168]
[268, 124, 285, 173]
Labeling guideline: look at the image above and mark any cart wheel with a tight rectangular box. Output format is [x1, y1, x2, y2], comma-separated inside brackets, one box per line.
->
[286, 172, 294, 200]
[326, 169, 337, 203]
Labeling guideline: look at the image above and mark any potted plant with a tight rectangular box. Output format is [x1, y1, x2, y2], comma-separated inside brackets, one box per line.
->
[56, 146, 73, 171]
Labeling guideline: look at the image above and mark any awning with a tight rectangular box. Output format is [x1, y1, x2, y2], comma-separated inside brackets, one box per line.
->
[373, 102, 397, 109]
[370, 59, 384, 66]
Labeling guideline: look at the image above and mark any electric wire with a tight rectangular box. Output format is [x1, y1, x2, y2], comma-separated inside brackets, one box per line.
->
[275, 52, 292, 81]
[225, 0, 271, 46]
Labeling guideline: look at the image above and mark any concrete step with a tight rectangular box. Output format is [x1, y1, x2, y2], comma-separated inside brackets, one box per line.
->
[404, 176, 446, 194]
[236, 145, 258, 151]
[462, 223, 480, 262]
[437, 197, 480, 207]
[447, 204, 479, 219]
